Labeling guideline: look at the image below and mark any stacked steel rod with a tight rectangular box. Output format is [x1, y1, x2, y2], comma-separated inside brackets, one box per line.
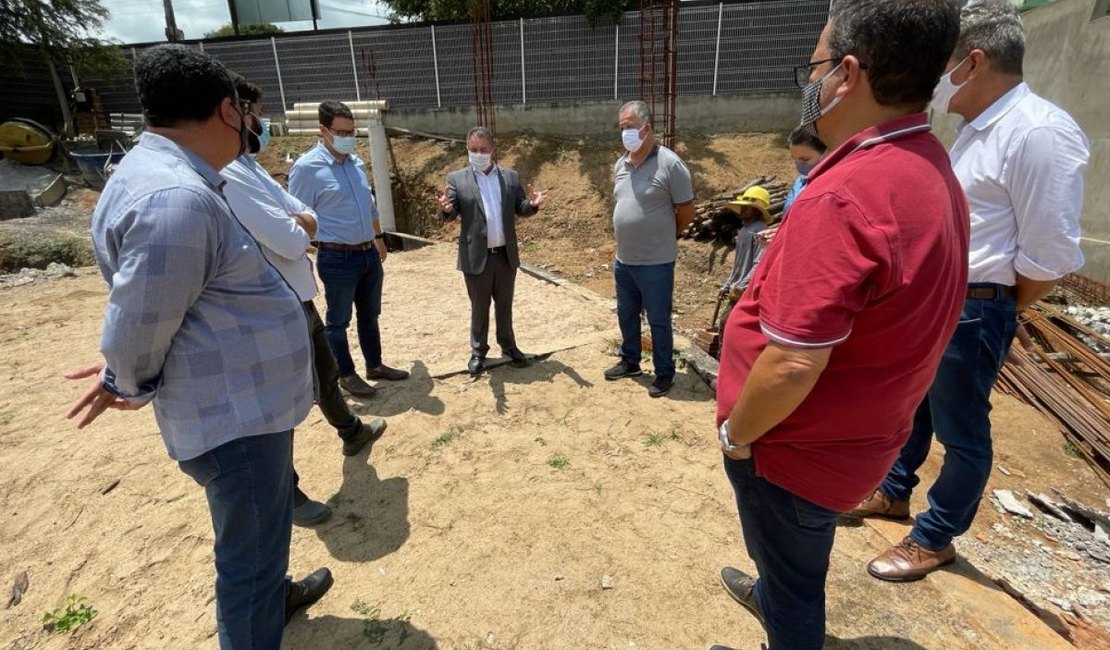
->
[681, 175, 791, 248]
[997, 303, 1110, 487]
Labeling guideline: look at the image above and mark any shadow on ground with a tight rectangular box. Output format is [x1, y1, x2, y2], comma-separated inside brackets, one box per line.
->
[315, 458, 410, 563]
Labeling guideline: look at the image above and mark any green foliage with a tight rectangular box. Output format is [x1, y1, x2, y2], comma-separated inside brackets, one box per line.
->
[643, 432, 663, 448]
[381, 0, 638, 26]
[205, 23, 285, 38]
[432, 429, 458, 449]
[547, 454, 569, 469]
[351, 599, 388, 643]
[0, 0, 126, 77]
[42, 594, 97, 633]
[1062, 441, 1082, 459]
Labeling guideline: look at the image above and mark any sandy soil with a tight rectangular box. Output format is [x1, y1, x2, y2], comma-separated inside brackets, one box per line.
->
[0, 244, 1088, 650]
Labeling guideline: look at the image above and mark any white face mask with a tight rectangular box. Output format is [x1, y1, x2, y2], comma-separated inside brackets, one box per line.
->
[329, 131, 357, 155]
[469, 151, 492, 170]
[930, 56, 971, 115]
[621, 126, 645, 153]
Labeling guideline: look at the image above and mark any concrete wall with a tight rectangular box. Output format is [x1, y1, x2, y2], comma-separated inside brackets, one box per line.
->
[382, 93, 801, 138]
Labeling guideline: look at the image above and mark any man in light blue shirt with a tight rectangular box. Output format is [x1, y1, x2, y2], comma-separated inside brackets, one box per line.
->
[65, 46, 330, 649]
[289, 101, 409, 395]
[222, 78, 388, 528]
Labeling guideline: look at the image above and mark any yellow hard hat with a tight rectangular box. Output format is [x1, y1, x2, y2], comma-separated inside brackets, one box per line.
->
[727, 186, 772, 223]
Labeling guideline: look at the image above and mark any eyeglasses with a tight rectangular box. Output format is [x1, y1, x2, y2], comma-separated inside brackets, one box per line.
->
[794, 58, 840, 88]
[327, 126, 357, 137]
[793, 57, 868, 88]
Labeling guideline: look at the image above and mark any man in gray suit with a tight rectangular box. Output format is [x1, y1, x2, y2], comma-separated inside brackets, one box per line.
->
[437, 126, 549, 376]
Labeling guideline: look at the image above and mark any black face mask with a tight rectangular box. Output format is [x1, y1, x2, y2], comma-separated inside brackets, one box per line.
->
[226, 103, 249, 157]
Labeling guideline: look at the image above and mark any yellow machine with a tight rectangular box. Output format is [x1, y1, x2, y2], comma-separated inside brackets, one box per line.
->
[0, 119, 57, 165]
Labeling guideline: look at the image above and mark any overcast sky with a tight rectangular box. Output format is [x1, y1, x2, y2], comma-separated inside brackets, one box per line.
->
[96, 0, 391, 44]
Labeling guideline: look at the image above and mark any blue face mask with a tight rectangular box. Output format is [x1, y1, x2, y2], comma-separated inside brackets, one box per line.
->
[795, 161, 814, 176]
[257, 118, 271, 153]
[330, 133, 357, 155]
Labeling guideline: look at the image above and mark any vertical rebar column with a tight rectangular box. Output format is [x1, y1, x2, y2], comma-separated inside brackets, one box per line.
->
[470, 0, 496, 133]
[614, 24, 620, 101]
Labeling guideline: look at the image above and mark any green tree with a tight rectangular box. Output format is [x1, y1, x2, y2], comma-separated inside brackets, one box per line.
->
[381, 0, 637, 25]
[0, 0, 126, 135]
[205, 22, 284, 38]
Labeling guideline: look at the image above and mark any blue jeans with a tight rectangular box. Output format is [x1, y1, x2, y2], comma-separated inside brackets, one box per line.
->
[316, 247, 383, 377]
[879, 291, 1017, 550]
[614, 260, 675, 380]
[178, 431, 294, 650]
[725, 456, 839, 650]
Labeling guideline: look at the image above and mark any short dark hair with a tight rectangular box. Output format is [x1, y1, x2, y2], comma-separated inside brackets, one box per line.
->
[136, 45, 237, 128]
[234, 76, 263, 105]
[318, 101, 354, 127]
[828, 0, 960, 108]
[788, 127, 827, 153]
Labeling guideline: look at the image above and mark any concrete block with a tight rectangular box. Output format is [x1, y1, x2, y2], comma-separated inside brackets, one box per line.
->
[0, 190, 34, 220]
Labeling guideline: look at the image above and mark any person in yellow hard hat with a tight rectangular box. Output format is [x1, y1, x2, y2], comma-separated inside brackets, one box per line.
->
[717, 186, 773, 338]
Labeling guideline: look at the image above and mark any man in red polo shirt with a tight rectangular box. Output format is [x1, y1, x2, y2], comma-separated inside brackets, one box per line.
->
[708, 1, 967, 649]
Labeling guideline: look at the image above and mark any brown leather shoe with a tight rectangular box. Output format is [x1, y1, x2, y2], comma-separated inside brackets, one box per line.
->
[867, 536, 955, 582]
[843, 490, 910, 521]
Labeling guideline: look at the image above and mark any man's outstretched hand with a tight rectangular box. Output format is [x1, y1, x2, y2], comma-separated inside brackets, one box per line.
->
[64, 363, 146, 429]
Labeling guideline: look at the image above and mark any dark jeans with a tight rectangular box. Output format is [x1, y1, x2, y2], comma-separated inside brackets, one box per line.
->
[316, 246, 383, 377]
[880, 291, 1018, 550]
[725, 456, 839, 650]
[614, 259, 675, 380]
[178, 431, 294, 650]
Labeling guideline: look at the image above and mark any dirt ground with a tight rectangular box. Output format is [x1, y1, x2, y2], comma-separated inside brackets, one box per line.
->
[0, 244, 1100, 650]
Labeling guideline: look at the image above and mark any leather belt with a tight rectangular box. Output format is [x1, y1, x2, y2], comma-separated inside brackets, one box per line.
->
[317, 241, 375, 252]
[967, 284, 1015, 300]
[488, 246, 506, 254]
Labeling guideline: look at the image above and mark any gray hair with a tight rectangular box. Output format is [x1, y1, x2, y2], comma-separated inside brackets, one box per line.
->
[467, 126, 495, 146]
[955, 0, 1025, 76]
[619, 100, 653, 126]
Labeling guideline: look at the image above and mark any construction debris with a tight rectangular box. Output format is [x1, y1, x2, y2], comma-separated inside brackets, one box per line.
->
[996, 302, 1110, 488]
[994, 489, 1035, 518]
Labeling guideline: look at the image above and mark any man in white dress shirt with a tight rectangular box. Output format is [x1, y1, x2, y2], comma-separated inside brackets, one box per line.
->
[850, 0, 1089, 581]
[222, 78, 387, 528]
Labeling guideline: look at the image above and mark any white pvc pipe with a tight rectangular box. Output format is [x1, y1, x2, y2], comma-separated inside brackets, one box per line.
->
[712, 3, 723, 97]
[291, 100, 389, 111]
[613, 25, 619, 101]
[272, 37, 288, 112]
[520, 18, 526, 104]
[348, 31, 361, 102]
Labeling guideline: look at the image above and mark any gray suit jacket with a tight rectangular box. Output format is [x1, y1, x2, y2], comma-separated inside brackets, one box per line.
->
[443, 165, 537, 275]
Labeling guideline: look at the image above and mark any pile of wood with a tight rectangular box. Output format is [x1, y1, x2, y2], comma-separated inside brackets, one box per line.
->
[681, 175, 791, 248]
[996, 303, 1110, 488]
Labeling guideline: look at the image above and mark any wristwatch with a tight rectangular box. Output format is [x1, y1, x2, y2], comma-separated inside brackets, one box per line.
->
[718, 420, 744, 453]
[374, 233, 385, 240]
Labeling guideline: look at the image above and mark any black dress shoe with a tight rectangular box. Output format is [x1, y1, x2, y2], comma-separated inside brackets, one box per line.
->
[504, 348, 529, 368]
[468, 355, 484, 377]
[285, 567, 333, 624]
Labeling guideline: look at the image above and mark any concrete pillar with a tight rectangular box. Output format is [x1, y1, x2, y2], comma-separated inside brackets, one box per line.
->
[366, 110, 395, 232]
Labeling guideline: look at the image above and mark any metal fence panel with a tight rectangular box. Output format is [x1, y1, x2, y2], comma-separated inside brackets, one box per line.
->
[275, 33, 358, 108]
[0, 1, 828, 125]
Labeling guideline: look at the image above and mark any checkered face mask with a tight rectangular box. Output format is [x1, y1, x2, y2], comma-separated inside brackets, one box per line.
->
[798, 61, 844, 137]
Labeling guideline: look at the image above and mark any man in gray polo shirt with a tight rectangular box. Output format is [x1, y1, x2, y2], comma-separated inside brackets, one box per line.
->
[605, 100, 696, 397]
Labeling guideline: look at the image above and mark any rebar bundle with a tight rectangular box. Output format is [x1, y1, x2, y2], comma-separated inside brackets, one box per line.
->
[996, 303, 1110, 487]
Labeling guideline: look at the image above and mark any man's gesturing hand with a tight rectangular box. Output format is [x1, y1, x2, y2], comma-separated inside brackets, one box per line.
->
[64, 362, 146, 429]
